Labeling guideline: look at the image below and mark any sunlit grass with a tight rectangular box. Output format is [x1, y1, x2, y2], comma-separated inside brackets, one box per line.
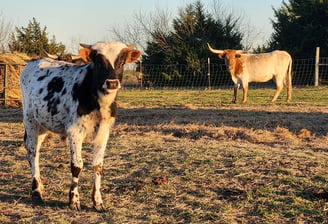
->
[0, 87, 327, 223]
[118, 86, 328, 108]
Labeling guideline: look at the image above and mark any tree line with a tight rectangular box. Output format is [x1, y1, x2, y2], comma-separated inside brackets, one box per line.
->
[0, 0, 327, 66]
[116, 0, 327, 87]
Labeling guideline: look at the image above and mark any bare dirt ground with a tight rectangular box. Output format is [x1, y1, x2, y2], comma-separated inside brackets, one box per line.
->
[0, 105, 327, 223]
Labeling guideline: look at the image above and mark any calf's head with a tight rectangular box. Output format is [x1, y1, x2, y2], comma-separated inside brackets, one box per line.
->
[79, 42, 141, 93]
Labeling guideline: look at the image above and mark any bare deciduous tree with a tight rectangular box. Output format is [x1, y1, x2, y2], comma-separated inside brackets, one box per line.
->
[0, 11, 13, 52]
[209, 0, 263, 50]
[110, 7, 172, 52]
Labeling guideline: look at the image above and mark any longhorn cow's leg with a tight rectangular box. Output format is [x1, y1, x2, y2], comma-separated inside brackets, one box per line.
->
[286, 82, 292, 102]
[272, 85, 283, 102]
[91, 117, 114, 212]
[242, 85, 248, 104]
[232, 83, 238, 104]
[67, 129, 84, 211]
[24, 123, 47, 204]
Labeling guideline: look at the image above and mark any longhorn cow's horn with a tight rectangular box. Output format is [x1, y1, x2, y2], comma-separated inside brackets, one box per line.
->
[80, 43, 92, 48]
[207, 43, 224, 54]
[45, 51, 58, 59]
[71, 55, 83, 60]
[127, 44, 137, 49]
[236, 45, 253, 54]
[236, 50, 246, 54]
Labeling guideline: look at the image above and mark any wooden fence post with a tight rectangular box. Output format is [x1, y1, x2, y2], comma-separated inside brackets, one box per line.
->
[314, 46, 320, 87]
[4, 64, 8, 106]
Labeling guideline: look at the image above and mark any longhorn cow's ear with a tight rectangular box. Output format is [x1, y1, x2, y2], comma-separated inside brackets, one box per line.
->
[78, 48, 93, 62]
[218, 53, 226, 59]
[125, 49, 141, 63]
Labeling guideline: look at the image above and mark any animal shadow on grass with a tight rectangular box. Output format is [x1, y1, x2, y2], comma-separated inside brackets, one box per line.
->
[118, 107, 328, 137]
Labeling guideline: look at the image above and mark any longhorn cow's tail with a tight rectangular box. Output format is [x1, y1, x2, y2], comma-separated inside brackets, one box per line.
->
[286, 56, 292, 102]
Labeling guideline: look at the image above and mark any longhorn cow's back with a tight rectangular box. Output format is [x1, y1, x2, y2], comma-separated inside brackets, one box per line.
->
[240, 50, 292, 83]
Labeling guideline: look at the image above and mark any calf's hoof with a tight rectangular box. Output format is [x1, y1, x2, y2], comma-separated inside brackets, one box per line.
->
[69, 202, 81, 211]
[32, 191, 44, 205]
[93, 203, 107, 212]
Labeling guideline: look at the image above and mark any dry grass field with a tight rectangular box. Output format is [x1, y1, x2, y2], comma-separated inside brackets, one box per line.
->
[0, 88, 327, 223]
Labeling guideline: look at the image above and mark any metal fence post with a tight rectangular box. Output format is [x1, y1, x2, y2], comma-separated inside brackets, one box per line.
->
[139, 59, 143, 90]
[315, 46, 320, 87]
[207, 58, 211, 90]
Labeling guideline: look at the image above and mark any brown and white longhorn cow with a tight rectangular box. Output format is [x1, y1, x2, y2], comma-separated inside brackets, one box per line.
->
[20, 41, 141, 211]
[45, 52, 86, 65]
[208, 43, 292, 103]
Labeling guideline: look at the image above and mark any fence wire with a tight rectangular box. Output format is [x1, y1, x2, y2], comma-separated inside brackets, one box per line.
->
[1, 57, 328, 106]
[124, 57, 328, 89]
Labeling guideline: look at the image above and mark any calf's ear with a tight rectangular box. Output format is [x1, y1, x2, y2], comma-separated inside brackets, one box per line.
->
[79, 48, 93, 62]
[125, 49, 141, 63]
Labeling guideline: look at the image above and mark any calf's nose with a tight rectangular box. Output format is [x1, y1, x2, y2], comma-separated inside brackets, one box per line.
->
[105, 79, 121, 90]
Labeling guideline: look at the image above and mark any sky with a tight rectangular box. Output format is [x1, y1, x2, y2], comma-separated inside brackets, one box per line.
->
[1, 0, 283, 52]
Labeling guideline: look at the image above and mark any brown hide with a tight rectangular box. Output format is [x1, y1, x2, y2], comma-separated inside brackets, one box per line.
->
[220, 50, 243, 76]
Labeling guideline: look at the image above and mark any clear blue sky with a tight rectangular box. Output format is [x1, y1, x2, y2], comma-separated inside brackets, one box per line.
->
[1, 0, 283, 52]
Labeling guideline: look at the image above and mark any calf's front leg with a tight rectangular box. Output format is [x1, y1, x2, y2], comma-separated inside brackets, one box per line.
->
[91, 118, 114, 212]
[67, 130, 84, 211]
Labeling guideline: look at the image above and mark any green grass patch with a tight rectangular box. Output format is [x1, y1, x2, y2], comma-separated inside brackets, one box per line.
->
[118, 86, 328, 108]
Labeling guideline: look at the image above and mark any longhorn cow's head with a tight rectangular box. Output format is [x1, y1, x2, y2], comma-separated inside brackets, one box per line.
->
[45, 52, 83, 63]
[207, 43, 251, 75]
[207, 43, 249, 59]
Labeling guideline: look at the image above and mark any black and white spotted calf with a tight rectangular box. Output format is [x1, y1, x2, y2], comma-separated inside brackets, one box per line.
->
[20, 41, 141, 211]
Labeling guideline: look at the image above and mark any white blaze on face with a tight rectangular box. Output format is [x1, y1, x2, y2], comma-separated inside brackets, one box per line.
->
[91, 42, 127, 69]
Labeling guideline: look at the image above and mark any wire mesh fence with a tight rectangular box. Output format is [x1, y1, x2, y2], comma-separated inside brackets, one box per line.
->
[1, 57, 328, 106]
[123, 57, 328, 89]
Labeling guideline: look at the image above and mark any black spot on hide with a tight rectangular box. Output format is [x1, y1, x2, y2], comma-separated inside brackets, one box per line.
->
[43, 77, 64, 116]
[71, 163, 82, 178]
[72, 67, 100, 116]
[61, 88, 67, 95]
[37, 75, 47, 81]
[48, 77, 64, 93]
[72, 83, 79, 101]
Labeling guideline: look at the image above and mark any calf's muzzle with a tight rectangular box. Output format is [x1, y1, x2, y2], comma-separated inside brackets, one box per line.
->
[104, 79, 121, 90]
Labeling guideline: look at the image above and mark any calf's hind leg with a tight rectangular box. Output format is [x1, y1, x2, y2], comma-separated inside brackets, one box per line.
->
[24, 124, 47, 204]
